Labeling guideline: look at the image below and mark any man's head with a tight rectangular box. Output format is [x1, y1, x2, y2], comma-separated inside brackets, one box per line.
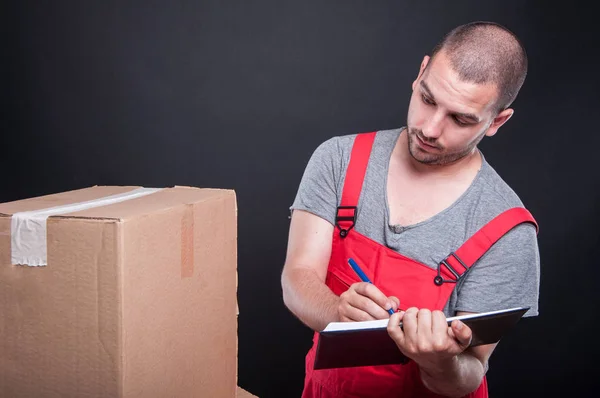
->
[405, 21, 528, 166]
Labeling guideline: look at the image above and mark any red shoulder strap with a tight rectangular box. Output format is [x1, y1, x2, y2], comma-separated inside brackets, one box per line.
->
[336, 132, 377, 236]
[435, 207, 539, 285]
[340, 132, 377, 206]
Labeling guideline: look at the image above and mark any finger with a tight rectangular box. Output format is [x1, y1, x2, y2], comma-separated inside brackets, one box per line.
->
[387, 311, 405, 346]
[450, 320, 473, 350]
[339, 300, 378, 322]
[350, 294, 392, 319]
[339, 290, 379, 321]
[344, 285, 392, 319]
[401, 307, 419, 345]
[353, 282, 395, 313]
[388, 296, 400, 312]
[416, 309, 432, 350]
[431, 310, 449, 349]
[431, 310, 448, 336]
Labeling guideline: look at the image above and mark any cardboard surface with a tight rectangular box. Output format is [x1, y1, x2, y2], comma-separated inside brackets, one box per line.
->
[0, 186, 238, 397]
[237, 386, 259, 398]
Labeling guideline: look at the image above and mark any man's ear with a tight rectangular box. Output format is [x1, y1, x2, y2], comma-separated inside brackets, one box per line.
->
[412, 55, 430, 91]
[485, 108, 514, 137]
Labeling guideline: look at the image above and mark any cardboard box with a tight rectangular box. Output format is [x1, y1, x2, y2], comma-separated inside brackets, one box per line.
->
[0, 186, 238, 398]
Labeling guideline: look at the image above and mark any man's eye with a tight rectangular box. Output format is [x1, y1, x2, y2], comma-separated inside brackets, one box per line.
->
[421, 95, 434, 105]
[453, 116, 468, 126]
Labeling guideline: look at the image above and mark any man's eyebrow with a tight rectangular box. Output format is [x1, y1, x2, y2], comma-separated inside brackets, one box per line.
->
[420, 81, 481, 123]
[454, 112, 480, 123]
[420, 81, 434, 98]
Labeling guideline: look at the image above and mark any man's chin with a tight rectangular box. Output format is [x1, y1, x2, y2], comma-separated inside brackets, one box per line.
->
[408, 143, 443, 165]
[412, 154, 443, 165]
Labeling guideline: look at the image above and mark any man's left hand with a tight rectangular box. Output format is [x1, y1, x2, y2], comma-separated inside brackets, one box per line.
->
[387, 307, 472, 371]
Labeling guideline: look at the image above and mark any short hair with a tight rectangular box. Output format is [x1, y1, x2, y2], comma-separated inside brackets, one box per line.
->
[430, 21, 528, 112]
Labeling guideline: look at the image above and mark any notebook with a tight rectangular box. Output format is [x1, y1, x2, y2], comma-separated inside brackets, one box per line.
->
[314, 306, 529, 370]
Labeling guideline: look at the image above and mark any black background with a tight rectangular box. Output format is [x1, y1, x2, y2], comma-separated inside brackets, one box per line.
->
[3, 1, 599, 397]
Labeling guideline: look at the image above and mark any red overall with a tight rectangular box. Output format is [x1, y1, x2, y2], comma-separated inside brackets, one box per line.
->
[302, 132, 538, 398]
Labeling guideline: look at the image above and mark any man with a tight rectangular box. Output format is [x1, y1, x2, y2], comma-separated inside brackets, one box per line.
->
[281, 21, 540, 398]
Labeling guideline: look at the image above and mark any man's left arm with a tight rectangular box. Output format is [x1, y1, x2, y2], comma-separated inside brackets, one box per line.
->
[388, 219, 540, 396]
[387, 309, 495, 397]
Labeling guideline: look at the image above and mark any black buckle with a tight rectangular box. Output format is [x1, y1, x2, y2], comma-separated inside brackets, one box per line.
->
[433, 252, 468, 286]
[335, 206, 357, 238]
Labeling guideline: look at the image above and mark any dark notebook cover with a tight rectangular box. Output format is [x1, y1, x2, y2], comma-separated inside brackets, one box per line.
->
[314, 306, 529, 370]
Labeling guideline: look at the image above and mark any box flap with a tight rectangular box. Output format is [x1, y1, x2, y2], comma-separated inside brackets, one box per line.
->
[0, 186, 140, 217]
[0, 186, 235, 222]
[60, 187, 234, 221]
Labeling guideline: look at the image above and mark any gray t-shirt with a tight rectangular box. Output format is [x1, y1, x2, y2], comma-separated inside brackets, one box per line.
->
[290, 128, 540, 318]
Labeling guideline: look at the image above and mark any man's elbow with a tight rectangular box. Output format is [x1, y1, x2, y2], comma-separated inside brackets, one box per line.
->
[281, 266, 295, 312]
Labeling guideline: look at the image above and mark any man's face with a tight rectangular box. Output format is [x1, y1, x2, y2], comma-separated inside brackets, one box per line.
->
[406, 51, 501, 166]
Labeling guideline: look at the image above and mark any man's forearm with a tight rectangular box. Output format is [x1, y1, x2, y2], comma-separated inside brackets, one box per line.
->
[419, 351, 486, 397]
[281, 266, 340, 332]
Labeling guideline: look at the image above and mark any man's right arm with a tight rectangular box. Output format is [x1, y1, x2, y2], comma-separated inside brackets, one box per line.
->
[281, 209, 340, 332]
[281, 209, 400, 332]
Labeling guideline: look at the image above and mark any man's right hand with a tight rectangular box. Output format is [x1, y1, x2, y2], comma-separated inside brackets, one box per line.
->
[338, 282, 400, 322]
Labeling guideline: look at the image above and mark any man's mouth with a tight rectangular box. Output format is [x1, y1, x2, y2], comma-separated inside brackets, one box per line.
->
[416, 134, 440, 150]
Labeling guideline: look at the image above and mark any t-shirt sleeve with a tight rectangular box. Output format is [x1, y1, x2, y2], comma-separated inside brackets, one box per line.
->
[289, 136, 345, 226]
[453, 222, 540, 317]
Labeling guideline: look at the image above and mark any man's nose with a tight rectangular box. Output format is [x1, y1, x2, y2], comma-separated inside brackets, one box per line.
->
[422, 111, 444, 139]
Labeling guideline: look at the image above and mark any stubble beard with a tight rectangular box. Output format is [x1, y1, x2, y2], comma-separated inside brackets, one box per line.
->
[406, 127, 483, 166]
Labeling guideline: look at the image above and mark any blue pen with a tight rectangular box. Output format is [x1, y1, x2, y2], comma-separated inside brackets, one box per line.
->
[348, 257, 395, 316]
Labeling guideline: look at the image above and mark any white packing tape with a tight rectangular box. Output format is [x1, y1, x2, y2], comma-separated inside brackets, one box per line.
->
[11, 187, 163, 266]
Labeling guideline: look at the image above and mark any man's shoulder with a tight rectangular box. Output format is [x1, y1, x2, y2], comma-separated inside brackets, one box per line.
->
[314, 132, 355, 154]
[312, 127, 403, 157]
[476, 156, 526, 209]
[457, 155, 535, 236]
